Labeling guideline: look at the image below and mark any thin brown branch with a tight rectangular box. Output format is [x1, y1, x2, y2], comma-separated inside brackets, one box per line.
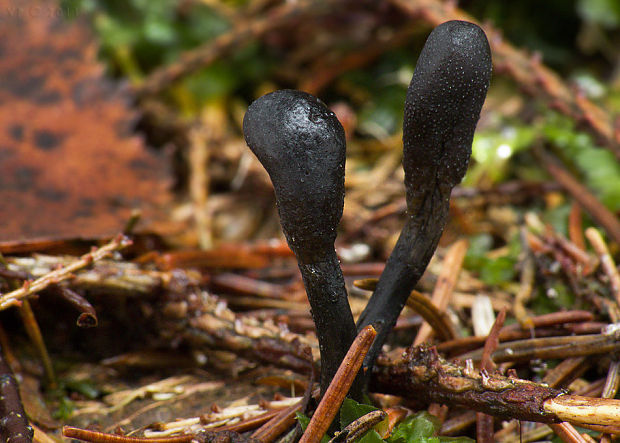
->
[18, 300, 56, 388]
[586, 227, 620, 305]
[251, 401, 303, 443]
[544, 396, 620, 434]
[480, 308, 506, 371]
[458, 332, 620, 363]
[414, 239, 467, 345]
[299, 326, 376, 443]
[372, 346, 620, 431]
[549, 422, 590, 443]
[535, 148, 620, 245]
[50, 285, 98, 328]
[0, 235, 132, 310]
[405, 290, 457, 342]
[372, 345, 563, 423]
[63, 426, 194, 442]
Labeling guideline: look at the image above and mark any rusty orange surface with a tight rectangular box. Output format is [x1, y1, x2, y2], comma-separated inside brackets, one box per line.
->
[0, 0, 171, 244]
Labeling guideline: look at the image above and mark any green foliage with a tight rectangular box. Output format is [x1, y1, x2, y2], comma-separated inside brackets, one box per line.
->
[531, 282, 576, 315]
[296, 400, 472, 442]
[52, 395, 76, 420]
[467, 124, 536, 185]
[340, 398, 381, 428]
[577, 0, 620, 28]
[387, 412, 473, 443]
[344, 51, 413, 138]
[541, 112, 620, 211]
[296, 411, 330, 443]
[464, 233, 520, 287]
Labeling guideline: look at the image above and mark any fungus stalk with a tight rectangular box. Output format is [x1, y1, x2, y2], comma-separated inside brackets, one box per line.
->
[357, 20, 492, 380]
[243, 90, 359, 397]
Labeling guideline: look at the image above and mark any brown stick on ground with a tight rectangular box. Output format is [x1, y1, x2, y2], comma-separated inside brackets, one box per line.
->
[0, 235, 132, 310]
[535, 148, 620, 245]
[299, 326, 376, 443]
[414, 239, 468, 345]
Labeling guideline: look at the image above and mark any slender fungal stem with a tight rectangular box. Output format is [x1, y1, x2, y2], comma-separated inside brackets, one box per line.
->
[357, 20, 492, 382]
[243, 90, 359, 396]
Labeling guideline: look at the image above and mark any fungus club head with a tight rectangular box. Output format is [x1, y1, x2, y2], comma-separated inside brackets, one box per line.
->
[403, 20, 492, 204]
[243, 90, 346, 263]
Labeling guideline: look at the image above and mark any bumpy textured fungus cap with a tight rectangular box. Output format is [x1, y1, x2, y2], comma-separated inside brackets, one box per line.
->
[243, 89, 346, 264]
[403, 20, 492, 204]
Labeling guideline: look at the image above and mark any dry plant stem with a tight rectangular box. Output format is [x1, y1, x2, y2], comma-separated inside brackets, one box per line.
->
[0, 343, 33, 443]
[251, 401, 302, 442]
[371, 346, 563, 423]
[542, 358, 589, 390]
[51, 285, 98, 327]
[439, 310, 595, 356]
[480, 308, 506, 371]
[585, 227, 620, 433]
[211, 273, 286, 299]
[536, 148, 620, 245]
[18, 300, 56, 388]
[458, 332, 620, 363]
[388, 0, 620, 160]
[514, 230, 535, 328]
[62, 427, 193, 442]
[602, 361, 620, 400]
[189, 126, 212, 250]
[299, 326, 376, 443]
[543, 395, 620, 434]
[568, 203, 586, 251]
[586, 227, 620, 305]
[0, 235, 132, 310]
[375, 348, 620, 432]
[219, 407, 285, 433]
[405, 290, 456, 342]
[600, 361, 620, 442]
[159, 290, 316, 374]
[476, 308, 505, 443]
[475, 413, 493, 443]
[549, 423, 589, 443]
[414, 239, 468, 345]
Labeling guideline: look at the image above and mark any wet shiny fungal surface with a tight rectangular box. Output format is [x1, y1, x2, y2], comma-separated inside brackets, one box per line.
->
[243, 90, 359, 397]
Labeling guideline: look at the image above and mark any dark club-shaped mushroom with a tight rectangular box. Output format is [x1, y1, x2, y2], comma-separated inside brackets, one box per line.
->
[243, 90, 359, 396]
[357, 20, 492, 381]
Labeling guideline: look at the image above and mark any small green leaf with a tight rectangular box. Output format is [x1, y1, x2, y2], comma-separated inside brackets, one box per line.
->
[358, 430, 385, 443]
[340, 398, 379, 429]
[296, 411, 310, 431]
[295, 412, 330, 443]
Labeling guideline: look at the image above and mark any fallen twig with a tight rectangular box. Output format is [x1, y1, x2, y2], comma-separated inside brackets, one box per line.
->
[299, 326, 376, 443]
[414, 239, 468, 345]
[372, 345, 620, 431]
[0, 235, 132, 310]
